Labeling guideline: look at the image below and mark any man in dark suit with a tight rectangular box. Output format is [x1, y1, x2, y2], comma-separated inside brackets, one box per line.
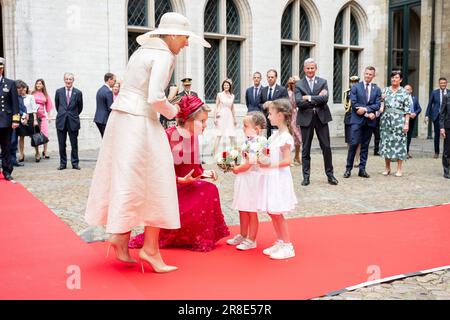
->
[9, 80, 28, 167]
[259, 69, 288, 138]
[94, 73, 115, 137]
[440, 93, 450, 179]
[425, 77, 447, 158]
[343, 66, 381, 179]
[178, 78, 198, 97]
[295, 58, 338, 186]
[404, 84, 422, 158]
[0, 57, 20, 181]
[55, 73, 83, 170]
[245, 71, 263, 113]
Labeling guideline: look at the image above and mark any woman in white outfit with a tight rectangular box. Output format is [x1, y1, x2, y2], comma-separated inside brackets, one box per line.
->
[213, 79, 237, 155]
[84, 12, 210, 273]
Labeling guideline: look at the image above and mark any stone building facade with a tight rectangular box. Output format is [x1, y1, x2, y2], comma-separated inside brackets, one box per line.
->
[0, 0, 449, 151]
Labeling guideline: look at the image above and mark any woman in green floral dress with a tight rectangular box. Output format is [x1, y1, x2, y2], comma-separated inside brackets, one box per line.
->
[379, 70, 411, 177]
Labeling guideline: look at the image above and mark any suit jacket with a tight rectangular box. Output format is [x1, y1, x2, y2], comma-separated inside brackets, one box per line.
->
[350, 82, 382, 127]
[259, 85, 289, 113]
[0, 77, 19, 128]
[410, 96, 422, 115]
[55, 87, 83, 131]
[440, 94, 450, 129]
[245, 86, 263, 112]
[94, 84, 113, 125]
[295, 77, 332, 127]
[426, 88, 447, 122]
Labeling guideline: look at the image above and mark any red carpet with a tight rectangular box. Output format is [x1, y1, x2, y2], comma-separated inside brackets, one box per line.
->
[1, 179, 449, 300]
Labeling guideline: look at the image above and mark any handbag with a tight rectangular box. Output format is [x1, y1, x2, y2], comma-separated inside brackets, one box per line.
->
[30, 125, 49, 147]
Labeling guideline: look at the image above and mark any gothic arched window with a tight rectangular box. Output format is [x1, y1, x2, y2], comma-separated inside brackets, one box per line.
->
[333, 6, 363, 103]
[127, 0, 173, 58]
[281, 0, 315, 86]
[204, 0, 244, 103]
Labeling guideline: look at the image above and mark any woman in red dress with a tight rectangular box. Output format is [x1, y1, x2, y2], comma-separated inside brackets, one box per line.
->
[129, 95, 229, 251]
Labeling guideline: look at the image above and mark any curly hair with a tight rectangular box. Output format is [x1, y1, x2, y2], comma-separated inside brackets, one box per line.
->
[245, 111, 267, 130]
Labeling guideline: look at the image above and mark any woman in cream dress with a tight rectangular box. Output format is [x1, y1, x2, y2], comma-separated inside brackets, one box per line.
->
[85, 12, 210, 273]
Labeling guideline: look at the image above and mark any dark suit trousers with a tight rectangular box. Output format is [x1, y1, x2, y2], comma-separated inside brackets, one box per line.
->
[0, 127, 13, 175]
[57, 121, 79, 167]
[10, 128, 18, 164]
[433, 118, 441, 154]
[443, 129, 450, 175]
[406, 117, 417, 153]
[301, 112, 334, 178]
[346, 123, 373, 171]
[95, 122, 106, 138]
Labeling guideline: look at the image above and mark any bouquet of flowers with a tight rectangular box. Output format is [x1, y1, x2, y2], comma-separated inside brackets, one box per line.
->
[240, 136, 270, 165]
[216, 149, 242, 173]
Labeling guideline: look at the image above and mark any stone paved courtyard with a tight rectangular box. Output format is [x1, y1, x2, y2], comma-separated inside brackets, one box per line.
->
[10, 137, 450, 300]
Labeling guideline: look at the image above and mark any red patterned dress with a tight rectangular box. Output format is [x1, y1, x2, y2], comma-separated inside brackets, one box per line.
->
[129, 126, 229, 251]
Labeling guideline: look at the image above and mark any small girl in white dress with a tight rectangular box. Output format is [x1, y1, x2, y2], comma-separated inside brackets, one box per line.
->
[259, 99, 297, 259]
[227, 112, 267, 250]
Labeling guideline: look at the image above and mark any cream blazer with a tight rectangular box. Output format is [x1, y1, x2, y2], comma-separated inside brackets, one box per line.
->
[111, 37, 178, 120]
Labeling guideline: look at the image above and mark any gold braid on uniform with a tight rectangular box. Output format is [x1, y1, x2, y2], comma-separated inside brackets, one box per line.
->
[12, 114, 20, 123]
[343, 90, 351, 113]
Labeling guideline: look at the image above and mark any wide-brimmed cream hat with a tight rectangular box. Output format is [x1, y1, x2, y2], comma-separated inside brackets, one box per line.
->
[137, 12, 210, 48]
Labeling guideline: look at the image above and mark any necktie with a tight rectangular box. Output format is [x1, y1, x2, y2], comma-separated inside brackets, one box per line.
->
[66, 89, 71, 105]
[268, 87, 273, 101]
[366, 83, 370, 103]
[442, 89, 446, 106]
[309, 79, 314, 93]
[254, 87, 258, 102]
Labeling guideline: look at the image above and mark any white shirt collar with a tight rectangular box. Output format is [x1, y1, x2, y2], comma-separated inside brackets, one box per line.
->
[268, 84, 277, 90]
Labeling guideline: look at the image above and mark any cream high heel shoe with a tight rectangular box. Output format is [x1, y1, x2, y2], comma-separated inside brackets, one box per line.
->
[106, 235, 137, 264]
[138, 249, 178, 273]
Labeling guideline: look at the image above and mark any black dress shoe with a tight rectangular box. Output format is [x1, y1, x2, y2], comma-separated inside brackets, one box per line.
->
[444, 173, 450, 179]
[301, 178, 310, 186]
[358, 170, 370, 178]
[327, 176, 339, 185]
[3, 173, 13, 181]
[57, 165, 67, 170]
[72, 165, 81, 170]
[343, 170, 351, 178]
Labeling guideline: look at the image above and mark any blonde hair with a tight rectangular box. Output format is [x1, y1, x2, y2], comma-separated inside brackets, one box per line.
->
[177, 104, 211, 126]
[267, 98, 294, 136]
[245, 111, 267, 130]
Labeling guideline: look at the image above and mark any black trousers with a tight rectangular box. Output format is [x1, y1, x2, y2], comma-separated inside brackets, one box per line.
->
[433, 118, 441, 155]
[95, 122, 106, 138]
[57, 121, 79, 167]
[443, 129, 450, 175]
[0, 127, 13, 176]
[406, 117, 417, 154]
[346, 123, 374, 171]
[300, 112, 334, 178]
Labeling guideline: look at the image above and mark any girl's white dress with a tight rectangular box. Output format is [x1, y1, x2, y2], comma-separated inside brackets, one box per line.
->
[259, 131, 298, 214]
[232, 137, 267, 212]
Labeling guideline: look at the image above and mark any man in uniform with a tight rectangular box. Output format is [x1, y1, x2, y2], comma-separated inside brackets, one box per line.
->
[343, 76, 361, 166]
[179, 78, 198, 97]
[0, 57, 20, 181]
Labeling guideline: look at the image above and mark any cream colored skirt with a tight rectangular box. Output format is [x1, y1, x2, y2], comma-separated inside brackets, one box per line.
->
[85, 110, 180, 233]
